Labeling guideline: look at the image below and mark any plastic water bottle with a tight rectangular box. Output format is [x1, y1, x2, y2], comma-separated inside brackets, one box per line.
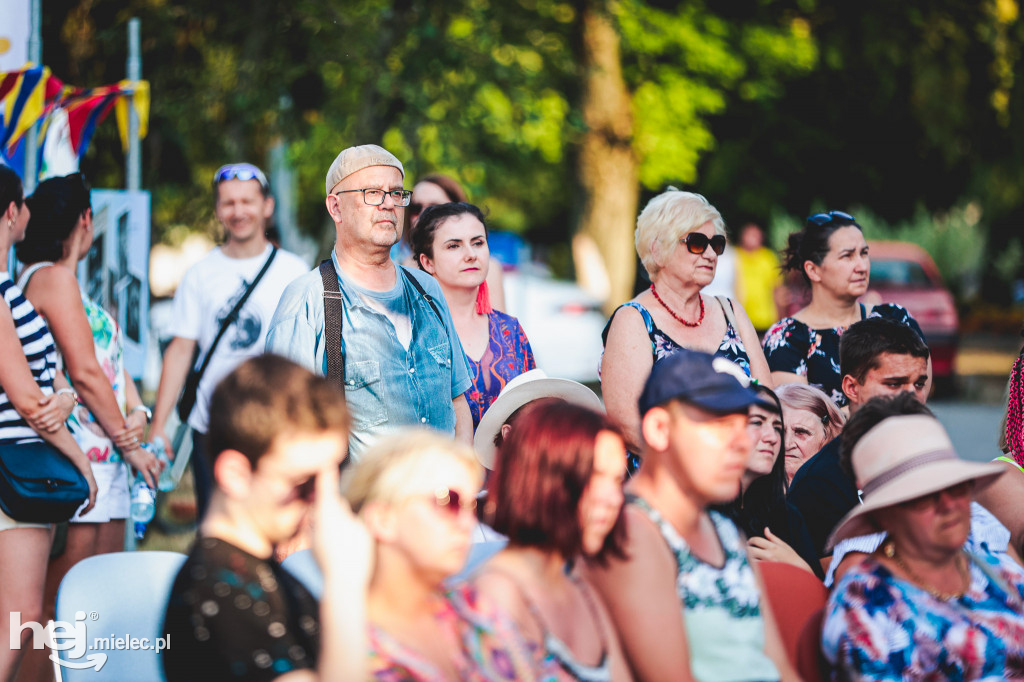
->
[142, 437, 176, 492]
[130, 475, 156, 539]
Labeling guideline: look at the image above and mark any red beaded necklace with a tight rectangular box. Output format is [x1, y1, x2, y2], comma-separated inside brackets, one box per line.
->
[650, 284, 704, 327]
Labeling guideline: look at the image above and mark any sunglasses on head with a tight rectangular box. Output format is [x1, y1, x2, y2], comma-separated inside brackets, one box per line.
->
[429, 486, 477, 517]
[681, 232, 727, 256]
[213, 163, 269, 192]
[806, 210, 856, 228]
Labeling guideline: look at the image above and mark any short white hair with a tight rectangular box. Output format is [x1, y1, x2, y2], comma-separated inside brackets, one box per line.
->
[635, 188, 725, 278]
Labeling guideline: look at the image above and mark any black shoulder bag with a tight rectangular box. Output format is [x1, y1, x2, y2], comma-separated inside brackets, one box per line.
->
[177, 247, 278, 422]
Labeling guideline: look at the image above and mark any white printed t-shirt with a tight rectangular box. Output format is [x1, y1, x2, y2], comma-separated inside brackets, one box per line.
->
[172, 244, 308, 433]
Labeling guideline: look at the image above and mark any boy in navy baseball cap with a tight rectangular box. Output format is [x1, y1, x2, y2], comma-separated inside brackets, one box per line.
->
[585, 350, 794, 681]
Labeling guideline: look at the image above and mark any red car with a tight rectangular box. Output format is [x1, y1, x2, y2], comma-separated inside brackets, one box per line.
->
[782, 241, 958, 380]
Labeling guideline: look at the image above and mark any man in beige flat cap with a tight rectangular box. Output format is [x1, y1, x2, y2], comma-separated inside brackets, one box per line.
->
[267, 144, 472, 461]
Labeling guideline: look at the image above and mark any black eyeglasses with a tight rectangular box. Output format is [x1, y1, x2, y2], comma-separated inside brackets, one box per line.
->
[213, 163, 269, 192]
[428, 487, 477, 517]
[681, 233, 727, 256]
[333, 188, 413, 207]
[806, 210, 856, 228]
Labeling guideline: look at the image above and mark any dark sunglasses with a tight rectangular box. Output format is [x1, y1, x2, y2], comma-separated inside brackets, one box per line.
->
[681, 232, 727, 256]
[213, 163, 269, 192]
[806, 210, 856, 228]
[900, 480, 973, 511]
[430, 486, 477, 517]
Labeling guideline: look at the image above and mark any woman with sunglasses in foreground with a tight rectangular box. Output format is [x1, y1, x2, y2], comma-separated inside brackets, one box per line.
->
[473, 400, 633, 681]
[601, 188, 771, 453]
[762, 211, 925, 407]
[343, 429, 537, 680]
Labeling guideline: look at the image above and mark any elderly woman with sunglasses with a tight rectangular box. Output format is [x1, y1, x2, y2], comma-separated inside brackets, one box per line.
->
[343, 429, 538, 680]
[823, 414, 1024, 680]
[601, 188, 771, 454]
[762, 211, 925, 408]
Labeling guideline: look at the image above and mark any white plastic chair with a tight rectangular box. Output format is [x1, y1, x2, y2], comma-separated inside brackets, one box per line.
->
[51, 550, 187, 682]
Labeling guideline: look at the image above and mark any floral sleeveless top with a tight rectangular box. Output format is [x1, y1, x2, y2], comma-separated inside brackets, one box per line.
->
[367, 585, 539, 681]
[629, 496, 779, 682]
[761, 303, 923, 407]
[68, 292, 128, 463]
[601, 298, 752, 376]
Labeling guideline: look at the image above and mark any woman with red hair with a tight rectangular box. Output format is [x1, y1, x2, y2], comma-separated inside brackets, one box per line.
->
[473, 400, 633, 681]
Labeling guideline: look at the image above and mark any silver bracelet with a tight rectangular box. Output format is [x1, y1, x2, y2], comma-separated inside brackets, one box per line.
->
[130, 405, 153, 422]
[56, 388, 79, 404]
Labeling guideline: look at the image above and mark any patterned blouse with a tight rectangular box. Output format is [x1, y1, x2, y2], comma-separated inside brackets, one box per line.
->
[629, 496, 780, 682]
[367, 584, 539, 681]
[601, 298, 752, 377]
[466, 310, 535, 430]
[823, 551, 1024, 681]
[761, 303, 923, 407]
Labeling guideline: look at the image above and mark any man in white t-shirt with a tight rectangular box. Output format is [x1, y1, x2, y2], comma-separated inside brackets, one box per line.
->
[150, 163, 308, 519]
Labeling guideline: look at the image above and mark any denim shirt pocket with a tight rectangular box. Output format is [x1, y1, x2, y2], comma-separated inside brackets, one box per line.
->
[344, 359, 388, 428]
[427, 342, 452, 370]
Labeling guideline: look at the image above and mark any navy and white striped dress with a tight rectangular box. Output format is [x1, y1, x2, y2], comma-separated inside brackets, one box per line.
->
[0, 273, 58, 444]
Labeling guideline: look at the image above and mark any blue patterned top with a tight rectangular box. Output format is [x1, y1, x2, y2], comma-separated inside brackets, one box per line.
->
[0, 274, 57, 444]
[761, 303, 923, 407]
[602, 298, 752, 377]
[466, 310, 536, 430]
[629, 495, 779, 682]
[824, 551, 1024, 681]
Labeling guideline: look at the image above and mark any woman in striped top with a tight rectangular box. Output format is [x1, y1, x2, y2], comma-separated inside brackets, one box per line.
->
[0, 166, 97, 680]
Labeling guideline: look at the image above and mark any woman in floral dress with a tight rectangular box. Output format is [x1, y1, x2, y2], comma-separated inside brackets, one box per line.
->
[762, 210, 924, 407]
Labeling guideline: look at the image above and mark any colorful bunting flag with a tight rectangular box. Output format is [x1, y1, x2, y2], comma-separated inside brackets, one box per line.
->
[0, 64, 149, 165]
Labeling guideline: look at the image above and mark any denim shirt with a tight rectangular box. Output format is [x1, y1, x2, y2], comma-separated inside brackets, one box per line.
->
[266, 251, 472, 460]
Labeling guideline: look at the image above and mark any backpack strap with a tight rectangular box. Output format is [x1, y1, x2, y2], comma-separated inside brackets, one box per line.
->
[319, 259, 345, 393]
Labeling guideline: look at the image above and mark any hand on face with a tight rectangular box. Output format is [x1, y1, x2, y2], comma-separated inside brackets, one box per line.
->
[313, 461, 373, 589]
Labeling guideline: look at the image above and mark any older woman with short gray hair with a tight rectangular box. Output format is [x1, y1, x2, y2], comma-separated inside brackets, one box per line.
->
[601, 188, 771, 453]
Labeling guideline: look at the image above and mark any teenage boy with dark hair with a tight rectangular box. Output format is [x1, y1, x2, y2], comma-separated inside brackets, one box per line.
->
[787, 317, 930, 557]
[163, 354, 370, 681]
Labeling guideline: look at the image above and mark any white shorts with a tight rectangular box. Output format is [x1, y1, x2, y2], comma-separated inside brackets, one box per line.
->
[0, 506, 50, 532]
[72, 461, 129, 523]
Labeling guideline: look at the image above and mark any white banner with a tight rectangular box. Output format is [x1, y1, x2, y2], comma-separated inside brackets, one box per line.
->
[79, 190, 151, 379]
[0, 0, 31, 72]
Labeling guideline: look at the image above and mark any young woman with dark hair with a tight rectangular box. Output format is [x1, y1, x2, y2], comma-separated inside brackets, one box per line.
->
[474, 399, 633, 681]
[413, 202, 535, 429]
[712, 384, 820, 576]
[394, 173, 506, 311]
[761, 210, 926, 407]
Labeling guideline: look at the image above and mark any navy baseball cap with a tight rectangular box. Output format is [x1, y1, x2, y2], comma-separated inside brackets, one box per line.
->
[638, 349, 773, 415]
